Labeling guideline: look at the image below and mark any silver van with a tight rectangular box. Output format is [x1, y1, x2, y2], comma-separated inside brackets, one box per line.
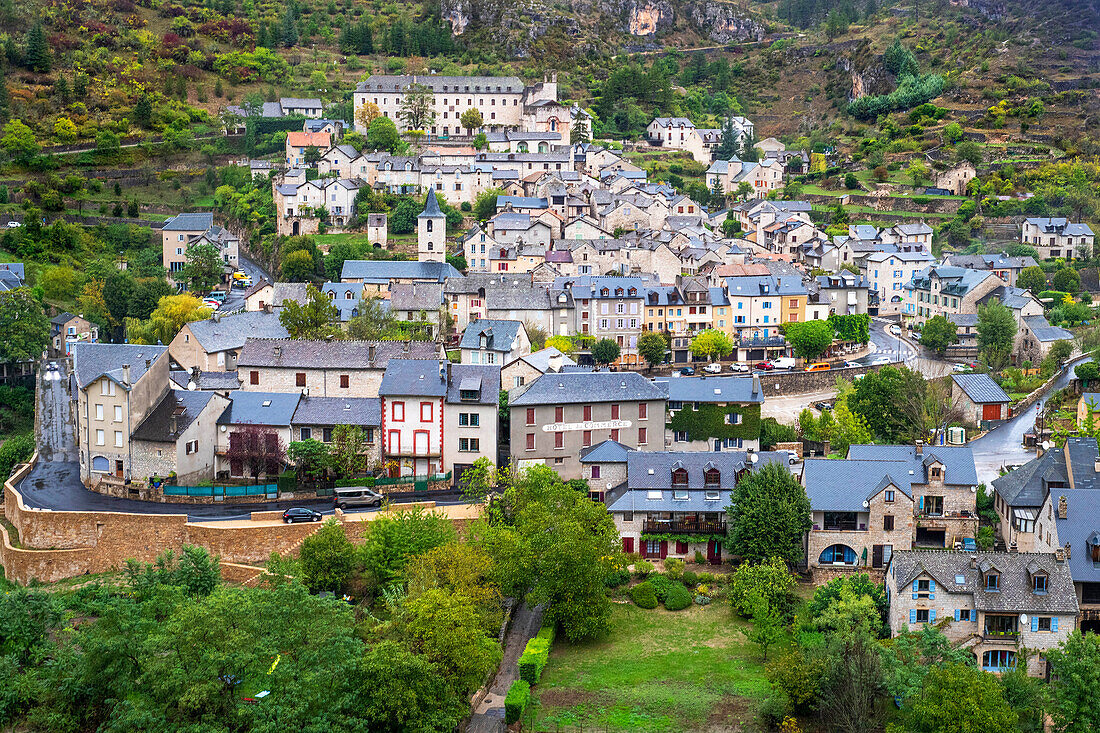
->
[333, 486, 384, 510]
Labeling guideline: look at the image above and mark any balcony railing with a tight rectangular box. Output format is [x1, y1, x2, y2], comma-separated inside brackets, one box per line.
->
[737, 336, 787, 348]
[643, 519, 727, 535]
[983, 629, 1019, 641]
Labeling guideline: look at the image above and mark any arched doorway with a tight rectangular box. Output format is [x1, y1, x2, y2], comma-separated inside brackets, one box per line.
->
[292, 220, 300, 236]
[818, 544, 857, 566]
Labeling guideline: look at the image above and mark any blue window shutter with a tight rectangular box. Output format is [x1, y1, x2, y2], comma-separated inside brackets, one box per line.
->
[912, 579, 919, 599]
[929, 579, 935, 600]
[955, 609, 961, 622]
[1052, 617, 1059, 632]
[910, 609, 917, 624]
[1032, 617, 1039, 633]
[919, 496, 924, 512]
[929, 609, 936, 623]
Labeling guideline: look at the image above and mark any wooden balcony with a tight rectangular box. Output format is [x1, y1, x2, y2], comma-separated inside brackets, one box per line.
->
[642, 519, 727, 535]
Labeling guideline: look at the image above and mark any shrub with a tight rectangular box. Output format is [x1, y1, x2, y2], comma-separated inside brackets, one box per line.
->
[694, 594, 712, 605]
[729, 558, 796, 618]
[664, 584, 693, 611]
[647, 573, 676, 602]
[0, 434, 35, 480]
[631, 581, 658, 609]
[633, 560, 654, 578]
[758, 689, 791, 729]
[605, 567, 630, 587]
[682, 570, 698, 587]
[504, 680, 530, 724]
[665, 557, 685, 578]
[517, 629, 554, 684]
[698, 572, 715, 584]
[693, 550, 706, 564]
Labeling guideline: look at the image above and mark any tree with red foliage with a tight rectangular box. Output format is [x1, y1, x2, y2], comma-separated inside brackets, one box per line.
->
[225, 423, 287, 480]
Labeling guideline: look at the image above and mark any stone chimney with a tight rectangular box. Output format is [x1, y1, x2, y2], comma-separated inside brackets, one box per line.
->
[547, 351, 563, 373]
[403, 341, 411, 355]
[169, 413, 178, 436]
[1065, 543, 1072, 560]
[122, 363, 131, 385]
[752, 375, 760, 395]
[969, 556, 977, 569]
[1055, 546, 1066, 563]
[915, 440, 923, 456]
[273, 345, 282, 359]
[368, 344, 377, 363]
[1094, 457, 1100, 473]
[1058, 494, 1068, 520]
[263, 303, 273, 314]
[145, 358, 151, 370]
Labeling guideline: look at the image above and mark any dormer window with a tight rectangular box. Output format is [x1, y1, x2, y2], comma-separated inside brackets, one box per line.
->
[704, 468, 720, 488]
[985, 572, 1000, 592]
[673, 490, 689, 501]
[704, 490, 720, 501]
[1033, 574, 1048, 594]
[929, 466, 942, 480]
[600, 288, 609, 297]
[672, 468, 688, 489]
[615, 288, 624, 296]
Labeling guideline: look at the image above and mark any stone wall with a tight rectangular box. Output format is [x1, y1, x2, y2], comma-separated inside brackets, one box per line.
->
[756, 363, 881, 394]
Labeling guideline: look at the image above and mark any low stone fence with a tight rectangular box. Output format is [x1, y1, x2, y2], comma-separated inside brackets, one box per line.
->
[0, 453, 478, 585]
[755, 362, 882, 394]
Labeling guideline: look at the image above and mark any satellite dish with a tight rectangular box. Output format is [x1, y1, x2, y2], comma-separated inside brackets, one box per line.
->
[862, 500, 869, 508]
[1019, 613, 1029, 626]
[605, 482, 611, 491]
[187, 381, 197, 391]
[748, 453, 759, 464]
[970, 485, 977, 493]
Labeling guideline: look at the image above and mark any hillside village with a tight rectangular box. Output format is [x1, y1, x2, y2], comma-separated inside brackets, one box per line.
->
[2, 0, 1100, 728]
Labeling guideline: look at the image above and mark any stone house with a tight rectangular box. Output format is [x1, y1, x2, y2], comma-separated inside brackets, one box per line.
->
[935, 162, 976, 196]
[501, 347, 578, 392]
[130, 390, 230, 485]
[169, 311, 289, 373]
[459, 319, 531, 366]
[72, 343, 170, 485]
[442, 364, 501, 480]
[285, 131, 331, 167]
[579, 439, 632, 502]
[863, 251, 935, 316]
[942, 253, 1039, 288]
[290, 396, 382, 469]
[509, 371, 667, 479]
[660, 374, 765, 452]
[243, 283, 308, 313]
[903, 265, 1002, 328]
[812, 272, 871, 316]
[378, 359, 447, 478]
[236, 339, 440, 399]
[1052, 488, 1100, 634]
[367, 213, 388, 247]
[1018, 315, 1074, 365]
[951, 373, 1011, 424]
[161, 213, 240, 283]
[886, 550, 1078, 676]
[214, 391, 300, 479]
[1021, 218, 1095, 259]
[50, 312, 98, 357]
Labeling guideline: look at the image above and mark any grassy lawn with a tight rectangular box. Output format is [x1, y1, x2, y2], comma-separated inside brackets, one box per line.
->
[529, 601, 776, 733]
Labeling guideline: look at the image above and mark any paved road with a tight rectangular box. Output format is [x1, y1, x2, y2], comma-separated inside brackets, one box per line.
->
[969, 355, 1092, 485]
[20, 361, 461, 521]
[218, 254, 268, 313]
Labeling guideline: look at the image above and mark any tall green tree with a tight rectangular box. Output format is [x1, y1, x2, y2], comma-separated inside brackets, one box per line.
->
[896, 663, 1017, 733]
[23, 22, 50, 73]
[726, 462, 812, 565]
[399, 82, 436, 131]
[1046, 630, 1100, 733]
[298, 518, 355, 593]
[0, 288, 49, 363]
[784, 320, 834, 361]
[1052, 267, 1080, 293]
[366, 115, 401, 153]
[689, 329, 734, 362]
[1, 119, 38, 161]
[180, 242, 222, 294]
[591, 338, 620, 366]
[848, 365, 926, 442]
[638, 331, 669, 370]
[918, 315, 958, 356]
[279, 284, 342, 340]
[976, 300, 1017, 366]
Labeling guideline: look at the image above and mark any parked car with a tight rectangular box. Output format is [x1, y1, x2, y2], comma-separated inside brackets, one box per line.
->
[754, 361, 775, 371]
[202, 299, 220, 310]
[888, 324, 902, 336]
[333, 486, 384, 510]
[679, 366, 695, 376]
[804, 362, 830, 372]
[47, 362, 58, 372]
[207, 290, 227, 302]
[783, 450, 800, 465]
[870, 356, 892, 366]
[952, 363, 970, 373]
[728, 362, 749, 373]
[813, 401, 833, 412]
[282, 507, 322, 523]
[844, 360, 862, 368]
[773, 357, 797, 370]
[5, 220, 20, 228]
[703, 363, 722, 374]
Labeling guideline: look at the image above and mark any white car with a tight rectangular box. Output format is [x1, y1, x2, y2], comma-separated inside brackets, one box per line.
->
[952, 363, 970, 373]
[728, 362, 749, 373]
[773, 357, 797, 370]
[888, 324, 901, 336]
[703, 363, 722, 374]
[870, 356, 892, 366]
[5, 221, 20, 228]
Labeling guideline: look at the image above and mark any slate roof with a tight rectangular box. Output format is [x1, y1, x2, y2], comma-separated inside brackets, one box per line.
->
[131, 390, 216, 442]
[419, 189, 443, 219]
[625, 451, 743, 489]
[340, 260, 460, 282]
[513, 347, 577, 373]
[0, 263, 26, 280]
[846, 444, 979, 486]
[890, 550, 1078, 614]
[237, 339, 438, 369]
[217, 391, 301, 426]
[162, 212, 213, 232]
[580, 439, 634, 463]
[992, 448, 1066, 508]
[1053, 488, 1100, 583]
[460, 319, 524, 352]
[50, 312, 77, 325]
[378, 359, 447, 397]
[187, 311, 289, 354]
[1024, 217, 1094, 236]
[169, 370, 242, 391]
[1023, 315, 1073, 343]
[292, 396, 381, 427]
[946, 253, 1039, 271]
[71, 343, 168, 390]
[445, 364, 500, 405]
[978, 285, 1037, 311]
[1064, 437, 1100, 491]
[1081, 393, 1100, 411]
[952, 373, 1010, 405]
[947, 313, 979, 327]
[509, 371, 667, 406]
[356, 74, 525, 94]
[608, 488, 733, 514]
[803, 458, 915, 512]
[658, 375, 764, 404]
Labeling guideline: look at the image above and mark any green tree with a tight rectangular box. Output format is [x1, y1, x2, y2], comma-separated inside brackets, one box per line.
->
[726, 462, 812, 565]
[1052, 267, 1080, 293]
[591, 338, 620, 366]
[180, 242, 222, 294]
[740, 591, 785, 660]
[1, 119, 38, 161]
[942, 122, 963, 143]
[1046, 630, 1100, 733]
[401, 588, 502, 694]
[784, 320, 834, 361]
[896, 663, 1017, 733]
[459, 108, 483, 134]
[918, 315, 959, 355]
[0, 288, 49, 363]
[1048, 339, 1074, 366]
[977, 300, 1017, 355]
[359, 507, 458, 590]
[728, 556, 796, 617]
[844, 172, 859, 189]
[279, 284, 342, 340]
[473, 187, 505, 221]
[281, 249, 316, 282]
[544, 335, 575, 356]
[346, 296, 399, 341]
[954, 140, 983, 167]
[41, 265, 78, 303]
[460, 457, 501, 503]
[1075, 361, 1099, 386]
[133, 95, 153, 129]
[907, 160, 929, 189]
[399, 82, 436, 131]
[298, 518, 355, 593]
[638, 331, 669, 370]
[848, 365, 926, 442]
[330, 424, 367, 477]
[689, 328, 734, 362]
[1016, 266, 1047, 294]
[288, 438, 331, 482]
[23, 22, 50, 73]
[366, 115, 401, 153]
[126, 294, 211, 345]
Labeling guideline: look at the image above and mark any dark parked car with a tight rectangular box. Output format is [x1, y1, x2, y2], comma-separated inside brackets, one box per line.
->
[679, 366, 695, 376]
[753, 361, 775, 371]
[813, 401, 833, 411]
[282, 507, 322, 523]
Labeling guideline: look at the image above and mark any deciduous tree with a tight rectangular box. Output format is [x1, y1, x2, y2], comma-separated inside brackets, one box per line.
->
[399, 82, 436, 131]
[279, 284, 342, 340]
[918, 315, 958, 355]
[1046, 630, 1100, 733]
[896, 663, 1017, 733]
[180, 242, 222, 294]
[638, 331, 669, 370]
[459, 108, 483, 134]
[784, 320, 834, 361]
[126, 294, 211, 345]
[726, 462, 812, 565]
[0, 288, 49, 363]
[297, 518, 355, 593]
[689, 328, 734, 362]
[591, 338, 620, 366]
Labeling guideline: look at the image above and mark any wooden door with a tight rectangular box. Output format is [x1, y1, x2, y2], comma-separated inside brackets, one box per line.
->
[707, 540, 722, 564]
[622, 537, 634, 554]
[115, 460, 124, 478]
[983, 403, 1001, 421]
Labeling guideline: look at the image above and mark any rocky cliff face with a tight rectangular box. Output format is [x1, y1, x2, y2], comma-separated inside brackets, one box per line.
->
[834, 40, 893, 102]
[440, 0, 765, 56]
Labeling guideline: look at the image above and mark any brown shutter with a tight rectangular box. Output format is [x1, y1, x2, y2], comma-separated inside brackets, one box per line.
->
[872, 545, 884, 568]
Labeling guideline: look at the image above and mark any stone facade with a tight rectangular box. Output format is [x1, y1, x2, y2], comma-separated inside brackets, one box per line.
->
[807, 480, 914, 580]
[239, 364, 384, 399]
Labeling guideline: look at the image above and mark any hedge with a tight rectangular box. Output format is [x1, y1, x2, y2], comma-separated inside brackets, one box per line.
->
[504, 680, 530, 724]
[517, 624, 556, 685]
[631, 581, 658, 609]
[664, 584, 693, 611]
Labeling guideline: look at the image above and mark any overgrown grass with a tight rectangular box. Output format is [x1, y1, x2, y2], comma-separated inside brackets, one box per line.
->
[528, 601, 777, 732]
